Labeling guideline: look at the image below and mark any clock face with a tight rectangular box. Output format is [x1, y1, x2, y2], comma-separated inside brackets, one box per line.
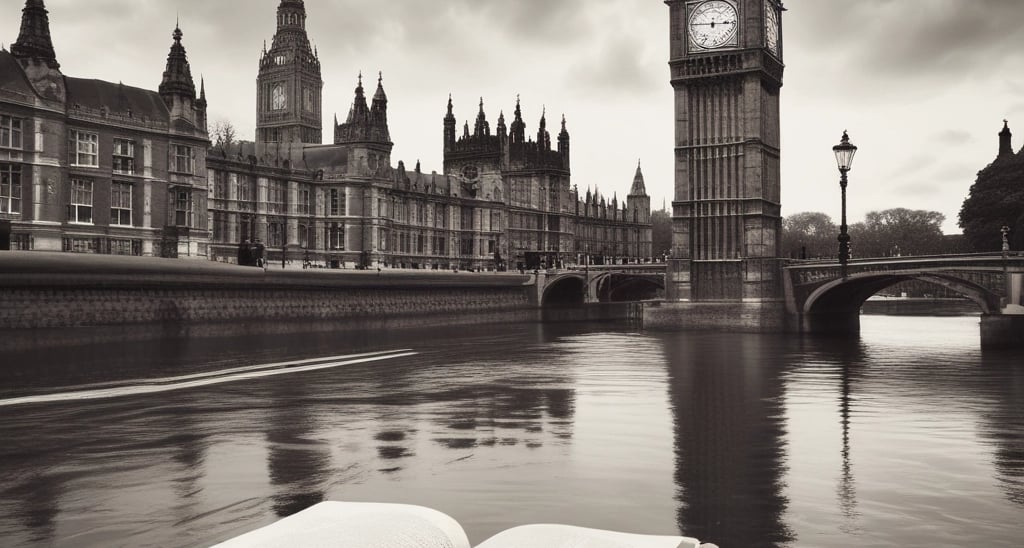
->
[688, 0, 738, 51]
[272, 85, 286, 110]
[765, 2, 780, 56]
[462, 165, 479, 181]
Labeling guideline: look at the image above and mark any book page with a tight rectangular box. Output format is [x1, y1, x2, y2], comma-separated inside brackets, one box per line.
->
[476, 524, 702, 548]
[212, 501, 471, 548]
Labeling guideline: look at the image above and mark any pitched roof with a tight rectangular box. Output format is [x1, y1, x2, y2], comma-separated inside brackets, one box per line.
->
[64, 76, 169, 121]
[0, 50, 38, 99]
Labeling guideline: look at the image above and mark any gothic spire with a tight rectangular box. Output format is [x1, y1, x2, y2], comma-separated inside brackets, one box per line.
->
[370, 72, 389, 137]
[159, 23, 196, 99]
[347, 72, 369, 123]
[510, 95, 526, 143]
[474, 97, 490, 137]
[372, 71, 387, 104]
[12, 0, 59, 69]
[197, 76, 207, 108]
[537, 106, 550, 150]
[336, 72, 391, 145]
[630, 159, 648, 196]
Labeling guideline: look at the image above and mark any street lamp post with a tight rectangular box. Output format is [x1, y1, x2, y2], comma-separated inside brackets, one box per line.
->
[833, 131, 858, 278]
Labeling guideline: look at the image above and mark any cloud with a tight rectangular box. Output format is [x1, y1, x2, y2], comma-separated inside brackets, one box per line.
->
[789, 0, 1024, 84]
[933, 130, 972, 145]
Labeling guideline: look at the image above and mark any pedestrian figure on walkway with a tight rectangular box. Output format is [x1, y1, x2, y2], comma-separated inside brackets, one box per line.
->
[238, 239, 252, 266]
[254, 239, 266, 269]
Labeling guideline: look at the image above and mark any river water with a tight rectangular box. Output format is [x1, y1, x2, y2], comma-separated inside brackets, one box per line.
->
[0, 314, 1021, 547]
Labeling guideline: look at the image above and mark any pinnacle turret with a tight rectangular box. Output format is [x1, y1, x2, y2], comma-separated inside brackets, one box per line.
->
[474, 98, 490, 137]
[510, 95, 526, 144]
[630, 160, 648, 196]
[12, 0, 59, 69]
[336, 72, 391, 145]
[159, 23, 196, 100]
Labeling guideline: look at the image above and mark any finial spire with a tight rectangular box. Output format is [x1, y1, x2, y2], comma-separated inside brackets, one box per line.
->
[12, 0, 60, 68]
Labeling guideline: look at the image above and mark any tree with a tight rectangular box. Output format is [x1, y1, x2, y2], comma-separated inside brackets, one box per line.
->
[651, 209, 672, 258]
[782, 211, 836, 259]
[211, 119, 237, 149]
[959, 153, 1024, 252]
[849, 208, 947, 258]
[782, 208, 950, 260]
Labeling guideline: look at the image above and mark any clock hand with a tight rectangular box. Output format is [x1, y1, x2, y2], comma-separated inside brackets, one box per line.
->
[691, 20, 736, 27]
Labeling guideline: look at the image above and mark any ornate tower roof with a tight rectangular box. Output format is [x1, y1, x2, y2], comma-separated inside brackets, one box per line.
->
[474, 98, 490, 137]
[370, 72, 389, 131]
[536, 107, 551, 150]
[630, 160, 648, 196]
[497, 110, 507, 136]
[159, 24, 196, 99]
[510, 95, 526, 143]
[12, 0, 59, 68]
[336, 72, 391, 146]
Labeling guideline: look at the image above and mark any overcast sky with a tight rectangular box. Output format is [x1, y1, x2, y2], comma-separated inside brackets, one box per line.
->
[5, 0, 1023, 234]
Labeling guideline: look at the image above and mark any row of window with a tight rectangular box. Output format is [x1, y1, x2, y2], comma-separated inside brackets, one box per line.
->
[62, 237, 143, 256]
[67, 129, 195, 174]
[2, 117, 193, 175]
[67, 180, 132, 226]
[212, 173, 316, 216]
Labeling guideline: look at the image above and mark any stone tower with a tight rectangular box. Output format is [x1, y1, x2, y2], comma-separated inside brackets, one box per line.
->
[256, 0, 323, 159]
[665, 0, 784, 303]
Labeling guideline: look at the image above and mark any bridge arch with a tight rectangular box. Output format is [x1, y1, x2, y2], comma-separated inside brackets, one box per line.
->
[602, 273, 665, 302]
[804, 273, 999, 317]
[542, 274, 586, 306]
[800, 271, 1002, 335]
[540, 271, 666, 307]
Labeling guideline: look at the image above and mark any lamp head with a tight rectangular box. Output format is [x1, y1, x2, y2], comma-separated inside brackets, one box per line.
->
[833, 130, 858, 172]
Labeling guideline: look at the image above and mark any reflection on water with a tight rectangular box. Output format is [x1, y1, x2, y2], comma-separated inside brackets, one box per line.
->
[0, 316, 1023, 547]
[665, 334, 793, 547]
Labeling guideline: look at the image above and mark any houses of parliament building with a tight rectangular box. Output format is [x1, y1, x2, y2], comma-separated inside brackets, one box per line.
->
[0, 0, 652, 270]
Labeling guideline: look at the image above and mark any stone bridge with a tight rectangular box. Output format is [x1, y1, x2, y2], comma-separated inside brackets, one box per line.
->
[535, 264, 667, 306]
[784, 254, 1024, 346]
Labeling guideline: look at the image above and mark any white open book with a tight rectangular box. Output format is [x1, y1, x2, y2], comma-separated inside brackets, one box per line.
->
[213, 501, 711, 548]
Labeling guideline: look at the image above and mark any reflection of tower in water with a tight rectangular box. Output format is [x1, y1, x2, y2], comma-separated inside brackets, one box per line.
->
[265, 382, 331, 518]
[664, 334, 793, 546]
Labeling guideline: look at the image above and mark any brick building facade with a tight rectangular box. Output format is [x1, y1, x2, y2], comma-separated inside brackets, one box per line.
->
[0, 0, 210, 257]
[205, 0, 651, 271]
[1, 0, 650, 270]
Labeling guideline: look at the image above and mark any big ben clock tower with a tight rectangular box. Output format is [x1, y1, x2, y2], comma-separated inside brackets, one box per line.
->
[256, 0, 323, 160]
[665, 0, 784, 310]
